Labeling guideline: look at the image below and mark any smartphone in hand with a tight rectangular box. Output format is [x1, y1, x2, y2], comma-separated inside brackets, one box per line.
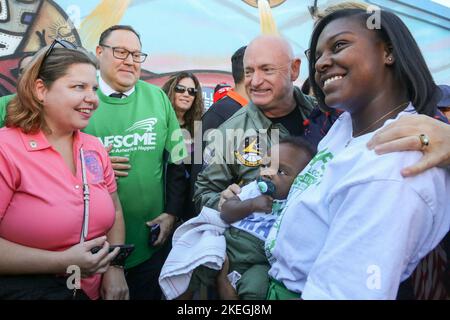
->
[91, 244, 135, 266]
[148, 224, 161, 246]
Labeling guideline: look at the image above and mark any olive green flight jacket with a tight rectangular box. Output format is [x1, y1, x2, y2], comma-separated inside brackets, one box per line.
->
[194, 87, 316, 210]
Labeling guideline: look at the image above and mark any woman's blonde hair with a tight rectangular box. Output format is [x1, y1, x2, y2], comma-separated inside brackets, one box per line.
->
[6, 45, 97, 134]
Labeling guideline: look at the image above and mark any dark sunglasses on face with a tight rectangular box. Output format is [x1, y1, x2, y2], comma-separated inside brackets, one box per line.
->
[174, 84, 198, 97]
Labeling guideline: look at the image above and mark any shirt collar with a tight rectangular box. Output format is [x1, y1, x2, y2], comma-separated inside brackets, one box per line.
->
[98, 74, 135, 98]
[19, 129, 83, 152]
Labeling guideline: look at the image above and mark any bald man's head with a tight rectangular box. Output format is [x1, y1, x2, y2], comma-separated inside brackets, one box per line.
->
[246, 35, 295, 62]
[243, 35, 301, 117]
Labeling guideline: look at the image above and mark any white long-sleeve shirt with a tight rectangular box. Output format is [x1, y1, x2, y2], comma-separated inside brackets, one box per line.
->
[267, 105, 450, 299]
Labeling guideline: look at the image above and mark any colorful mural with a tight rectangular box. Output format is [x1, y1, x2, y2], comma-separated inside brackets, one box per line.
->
[0, 0, 80, 95]
[1, 0, 449, 107]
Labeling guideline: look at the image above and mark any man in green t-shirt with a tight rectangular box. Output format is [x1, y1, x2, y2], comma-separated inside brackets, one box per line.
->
[83, 25, 187, 300]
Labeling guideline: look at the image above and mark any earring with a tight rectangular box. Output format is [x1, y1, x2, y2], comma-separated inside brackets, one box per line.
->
[388, 57, 393, 62]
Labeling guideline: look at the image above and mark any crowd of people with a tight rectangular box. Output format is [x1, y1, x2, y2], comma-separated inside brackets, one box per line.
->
[0, 1, 449, 300]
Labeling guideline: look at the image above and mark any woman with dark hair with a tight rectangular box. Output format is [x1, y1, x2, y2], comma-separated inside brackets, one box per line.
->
[265, 9, 449, 299]
[162, 72, 204, 220]
[0, 41, 128, 300]
[309, 12, 441, 116]
[162, 72, 204, 139]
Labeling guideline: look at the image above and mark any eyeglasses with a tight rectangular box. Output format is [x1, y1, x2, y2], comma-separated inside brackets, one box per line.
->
[39, 38, 78, 74]
[45, 38, 77, 59]
[174, 84, 198, 97]
[304, 48, 311, 61]
[100, 44, 148, 63]
[11, 67, 20, 79]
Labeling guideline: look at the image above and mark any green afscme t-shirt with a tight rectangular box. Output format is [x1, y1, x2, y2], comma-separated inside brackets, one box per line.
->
[0, 94, 15, 128]
[83, 80, 187, 268]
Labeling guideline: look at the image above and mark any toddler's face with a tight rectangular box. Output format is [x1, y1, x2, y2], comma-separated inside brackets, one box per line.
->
[259, 143, 311, 199]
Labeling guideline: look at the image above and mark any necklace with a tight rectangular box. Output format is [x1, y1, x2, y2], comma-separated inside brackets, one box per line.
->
[345, 102, 409, 147]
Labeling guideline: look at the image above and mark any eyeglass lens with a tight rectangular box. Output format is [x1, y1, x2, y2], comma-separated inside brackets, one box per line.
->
[45, 39, 77, 58]
[110, 46, 147, 63]
[304, 49, 311, 60]
[175, 84, 197, 96]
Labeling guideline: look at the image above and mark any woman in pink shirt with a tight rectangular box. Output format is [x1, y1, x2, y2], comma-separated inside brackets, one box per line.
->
[0, 40, 128, 300]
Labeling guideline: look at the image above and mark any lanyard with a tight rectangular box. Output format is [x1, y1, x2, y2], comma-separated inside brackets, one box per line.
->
[79, 148, 90, 243]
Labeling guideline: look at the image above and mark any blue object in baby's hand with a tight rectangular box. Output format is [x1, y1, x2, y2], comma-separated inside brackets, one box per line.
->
[257, 177, 276, 197]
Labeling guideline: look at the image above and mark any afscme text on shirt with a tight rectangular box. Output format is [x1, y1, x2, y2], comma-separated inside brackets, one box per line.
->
[97, 121, 281, 167]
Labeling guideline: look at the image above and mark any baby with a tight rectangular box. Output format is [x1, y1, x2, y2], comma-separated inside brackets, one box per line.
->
[185, 136, 316, 299]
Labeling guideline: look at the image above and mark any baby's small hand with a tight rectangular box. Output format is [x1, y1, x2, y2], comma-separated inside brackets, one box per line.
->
[251, 195, 273, 213]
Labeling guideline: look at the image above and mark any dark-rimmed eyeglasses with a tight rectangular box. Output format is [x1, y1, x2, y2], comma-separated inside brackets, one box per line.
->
[45, 38, 77, 59]
[174, 84, 198, 97]
[304, 48, 311, 61]
[11, 67, 21, 79]
[100, 44, 148, 63]
[39, 38, 78, 74]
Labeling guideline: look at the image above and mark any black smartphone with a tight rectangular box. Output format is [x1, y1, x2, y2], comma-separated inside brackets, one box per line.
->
[91, 244, 135, 266]
[148, 224, 160, 246]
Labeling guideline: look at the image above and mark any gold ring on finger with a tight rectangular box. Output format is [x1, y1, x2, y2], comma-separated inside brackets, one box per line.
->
[418, 133, 430, 149]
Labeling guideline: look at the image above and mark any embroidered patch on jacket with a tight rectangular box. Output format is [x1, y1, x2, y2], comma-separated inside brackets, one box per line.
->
[234, 136, 264, 167]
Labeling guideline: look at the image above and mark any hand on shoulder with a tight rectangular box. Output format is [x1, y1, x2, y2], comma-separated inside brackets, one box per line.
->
[367, 114, 450, 176]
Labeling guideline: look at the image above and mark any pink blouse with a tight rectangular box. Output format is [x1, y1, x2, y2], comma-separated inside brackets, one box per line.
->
[0, 127, 117, 299]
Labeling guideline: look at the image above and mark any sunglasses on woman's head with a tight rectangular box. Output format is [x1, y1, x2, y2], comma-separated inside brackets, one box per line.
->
[44, 38, 78, 59]
[39, 38, 80, 74]
[174, 84, 198, 97]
